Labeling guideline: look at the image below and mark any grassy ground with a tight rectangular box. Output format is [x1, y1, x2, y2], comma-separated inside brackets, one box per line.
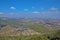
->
[0, 31, 60, 40]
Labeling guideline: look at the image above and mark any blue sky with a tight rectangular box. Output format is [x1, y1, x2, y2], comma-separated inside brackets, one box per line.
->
[0, 0, 60, 19]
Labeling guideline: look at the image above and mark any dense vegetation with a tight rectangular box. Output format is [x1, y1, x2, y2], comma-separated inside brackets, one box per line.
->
[0, 31, 60, 40]
[0, 18, 60, 40]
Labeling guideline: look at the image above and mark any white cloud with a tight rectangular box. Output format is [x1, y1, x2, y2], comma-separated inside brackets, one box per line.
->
[24, 9, 28, 11]
[50, 7, 58, 11]
[49, 7, 60, 14]
[10, 6, 16, 10]
[32, 11, 40, 14]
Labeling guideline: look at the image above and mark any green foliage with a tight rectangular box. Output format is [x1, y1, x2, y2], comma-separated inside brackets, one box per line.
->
[0, 35, 49, 40]
[29, 25, 50, 33]
[0, 31, 60, 40]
